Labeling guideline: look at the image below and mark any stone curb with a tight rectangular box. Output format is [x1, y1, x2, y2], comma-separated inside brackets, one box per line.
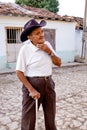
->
[0, 62, 87, 74]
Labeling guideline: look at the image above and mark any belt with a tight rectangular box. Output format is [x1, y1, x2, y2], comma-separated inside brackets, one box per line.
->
[30, 76, 51, 80]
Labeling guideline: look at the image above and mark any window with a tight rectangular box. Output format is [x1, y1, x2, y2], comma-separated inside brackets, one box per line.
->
[6, 27, 23, 44]
[44, 29, 55, 49]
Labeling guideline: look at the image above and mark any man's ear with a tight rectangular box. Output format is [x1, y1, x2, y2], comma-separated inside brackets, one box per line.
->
[27, 35, 31, 39]
[27, 36, 29, 39]
[28, 35, 32, 42]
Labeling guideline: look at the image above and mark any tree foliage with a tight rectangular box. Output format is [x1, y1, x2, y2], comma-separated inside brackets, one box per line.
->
[15, 0, 59, 13]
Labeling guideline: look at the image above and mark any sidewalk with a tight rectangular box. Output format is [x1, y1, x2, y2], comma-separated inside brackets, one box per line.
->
[61, 61, 87, 67]
[0, 62, 87, 74]
[0, 64, 87, 130]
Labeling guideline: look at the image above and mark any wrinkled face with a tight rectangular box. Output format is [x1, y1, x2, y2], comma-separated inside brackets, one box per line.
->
[28, 27, 45, 45]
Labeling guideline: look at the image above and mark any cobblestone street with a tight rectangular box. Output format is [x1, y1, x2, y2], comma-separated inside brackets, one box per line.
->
[0, 65, 87, 130]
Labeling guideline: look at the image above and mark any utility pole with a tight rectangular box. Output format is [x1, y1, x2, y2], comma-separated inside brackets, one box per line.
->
[81, 0, 87, 62]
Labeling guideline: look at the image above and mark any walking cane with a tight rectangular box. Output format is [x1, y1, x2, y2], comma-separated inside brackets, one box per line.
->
[35, 99, 39, 130]
[29, 93, 39, 130]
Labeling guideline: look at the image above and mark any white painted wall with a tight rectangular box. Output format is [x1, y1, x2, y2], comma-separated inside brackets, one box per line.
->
[0, 16, 28, 69]
[45, 20, 76, 62]
[0, 16, 76, 69]
[75, 29, 83, 57]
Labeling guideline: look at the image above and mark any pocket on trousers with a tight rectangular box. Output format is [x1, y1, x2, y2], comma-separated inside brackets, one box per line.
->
[50, 78, 55, 89]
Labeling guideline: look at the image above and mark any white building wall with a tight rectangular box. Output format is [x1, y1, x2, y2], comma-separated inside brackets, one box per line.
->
[0, 16, 76, 69]
[0, 16, 27, 69]
[0, 19, 7, 69]
[75, 29, 83, 57]
[45, 20, 76, 62]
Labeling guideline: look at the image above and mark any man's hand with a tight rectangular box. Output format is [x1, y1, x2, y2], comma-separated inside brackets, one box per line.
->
[36, 44, 61, 66]
[29, 88, 40, 100]
[16, 70, 40, 100]
[36, 44, 51, 55]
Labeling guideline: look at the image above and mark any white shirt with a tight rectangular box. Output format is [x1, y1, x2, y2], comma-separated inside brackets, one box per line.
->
[16, 40, 56, 77]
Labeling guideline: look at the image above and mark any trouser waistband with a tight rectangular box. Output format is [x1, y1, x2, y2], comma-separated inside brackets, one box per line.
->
[27, 75, 51, 80]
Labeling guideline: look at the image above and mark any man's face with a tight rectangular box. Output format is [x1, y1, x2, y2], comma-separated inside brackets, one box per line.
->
[29, 27, 45, 45]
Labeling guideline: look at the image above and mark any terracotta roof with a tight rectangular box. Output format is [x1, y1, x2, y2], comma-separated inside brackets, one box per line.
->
[0, 2, 83, 29]
[63, 15, 83, 29]
[73, 16, 83, 29]
[0, 2, 74, 22]
[0, 2, 25, 16]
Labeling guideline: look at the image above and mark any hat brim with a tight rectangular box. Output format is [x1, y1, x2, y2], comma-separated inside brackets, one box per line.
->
[20, 20, 46, 42]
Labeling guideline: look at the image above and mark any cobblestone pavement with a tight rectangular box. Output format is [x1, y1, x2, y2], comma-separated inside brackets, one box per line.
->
[0, 65, 87, 130]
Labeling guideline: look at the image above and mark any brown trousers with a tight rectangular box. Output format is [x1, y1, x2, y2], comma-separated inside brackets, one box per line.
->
[21, 76, 57, 130]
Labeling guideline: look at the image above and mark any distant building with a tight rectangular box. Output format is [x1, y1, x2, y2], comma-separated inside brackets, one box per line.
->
[0, 2, 83, 70]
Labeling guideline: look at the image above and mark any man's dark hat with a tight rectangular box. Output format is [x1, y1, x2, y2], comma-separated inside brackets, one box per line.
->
[20, 19, 46, 42]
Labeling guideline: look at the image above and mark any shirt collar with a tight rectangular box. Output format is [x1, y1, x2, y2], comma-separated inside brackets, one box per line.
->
[25, 40, 39, 52]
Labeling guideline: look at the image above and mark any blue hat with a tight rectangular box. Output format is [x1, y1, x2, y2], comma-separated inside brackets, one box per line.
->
[20, 19, 46, 42]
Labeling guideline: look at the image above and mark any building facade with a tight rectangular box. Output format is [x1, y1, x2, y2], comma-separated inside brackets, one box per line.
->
[0, 2, 81, 70]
